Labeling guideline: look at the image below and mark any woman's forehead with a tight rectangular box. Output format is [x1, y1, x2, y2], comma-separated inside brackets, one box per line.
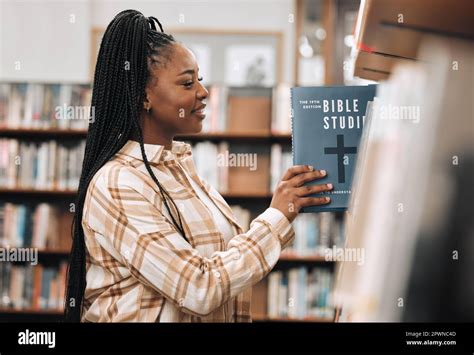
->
[167, 44, 198, 73]
[148, 43, 198, 82]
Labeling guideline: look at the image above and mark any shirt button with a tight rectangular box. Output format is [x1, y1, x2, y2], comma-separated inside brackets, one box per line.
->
[214, 271, 221, 278]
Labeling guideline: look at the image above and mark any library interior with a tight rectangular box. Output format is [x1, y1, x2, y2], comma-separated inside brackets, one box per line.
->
[0, 0, 472, 324]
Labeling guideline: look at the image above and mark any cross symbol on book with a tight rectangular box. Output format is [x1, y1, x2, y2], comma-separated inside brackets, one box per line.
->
[324, 134, 357, 183]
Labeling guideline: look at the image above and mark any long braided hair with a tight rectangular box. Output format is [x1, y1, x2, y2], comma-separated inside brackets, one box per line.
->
[64, 9, 187, 322]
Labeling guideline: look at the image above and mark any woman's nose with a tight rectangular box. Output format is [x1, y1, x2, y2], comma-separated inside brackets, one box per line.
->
[197, 82, 209, 99]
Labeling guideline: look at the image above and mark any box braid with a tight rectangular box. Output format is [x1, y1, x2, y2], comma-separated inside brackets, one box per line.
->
[64, 9, 188, 322]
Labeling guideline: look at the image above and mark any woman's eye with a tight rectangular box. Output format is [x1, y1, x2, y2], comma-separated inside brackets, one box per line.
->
[184, 77, 204, 88]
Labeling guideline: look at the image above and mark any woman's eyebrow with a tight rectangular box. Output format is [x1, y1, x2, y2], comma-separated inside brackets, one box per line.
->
[177, 69, 195, 76]
[177, 68, 200, 76]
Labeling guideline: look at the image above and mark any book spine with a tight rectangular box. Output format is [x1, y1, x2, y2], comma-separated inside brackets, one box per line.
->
[289, 88, 295, 166]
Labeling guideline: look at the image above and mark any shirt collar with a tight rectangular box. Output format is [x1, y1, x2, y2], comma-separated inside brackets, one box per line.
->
[116, 139, 192, 164]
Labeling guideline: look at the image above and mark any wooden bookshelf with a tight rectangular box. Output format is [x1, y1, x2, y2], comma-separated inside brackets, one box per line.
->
[0, 83, 326, 323]
[0, 307, 63, 315]
[352, 0, 474, 80]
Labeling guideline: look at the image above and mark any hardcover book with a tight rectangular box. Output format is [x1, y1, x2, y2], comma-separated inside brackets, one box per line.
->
[291, 85, 377, 212]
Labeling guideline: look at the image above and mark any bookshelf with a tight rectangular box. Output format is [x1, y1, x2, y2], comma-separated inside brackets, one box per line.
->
[0, 81, 342, 322]
[351, 0, 473, 81]
[0, 4, 352, 322]
[334, 0, 474, 322]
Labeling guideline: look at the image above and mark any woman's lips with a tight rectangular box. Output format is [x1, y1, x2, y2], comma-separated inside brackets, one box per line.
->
[192, 107, 206, 119]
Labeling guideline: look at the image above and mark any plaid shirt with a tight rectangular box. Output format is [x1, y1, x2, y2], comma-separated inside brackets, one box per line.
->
[81, 139, 295, 322]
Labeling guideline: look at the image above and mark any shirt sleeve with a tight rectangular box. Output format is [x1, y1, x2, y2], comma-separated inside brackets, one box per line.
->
[86, 164, 295, 317]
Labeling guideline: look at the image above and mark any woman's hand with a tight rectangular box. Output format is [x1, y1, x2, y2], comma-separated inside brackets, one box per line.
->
[270, 165, 332, 223]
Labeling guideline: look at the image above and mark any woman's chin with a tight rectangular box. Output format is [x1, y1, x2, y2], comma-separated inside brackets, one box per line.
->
[180, 122, 203, 135]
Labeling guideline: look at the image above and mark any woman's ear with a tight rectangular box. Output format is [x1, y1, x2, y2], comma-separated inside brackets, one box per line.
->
[143, 90, 151, 112]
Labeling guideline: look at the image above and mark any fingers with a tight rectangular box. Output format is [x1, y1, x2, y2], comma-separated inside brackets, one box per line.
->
[281, 165, 314, 181]
[298, 196, 331, 207]
[289, 169, 327, 187]
[295, 183, 333, 197]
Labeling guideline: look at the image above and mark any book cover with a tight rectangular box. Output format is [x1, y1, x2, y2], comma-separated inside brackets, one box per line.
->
[291, 85, 377, 212]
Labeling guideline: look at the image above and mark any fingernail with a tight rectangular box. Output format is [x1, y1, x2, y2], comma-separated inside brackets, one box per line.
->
[325, 197, 330, 202]
[327, 183, 333, 189]
[307, 165, 314, 171]
[320, 170, 326, 176]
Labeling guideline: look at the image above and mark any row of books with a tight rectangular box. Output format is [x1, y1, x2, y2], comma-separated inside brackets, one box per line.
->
[270, 143, 292, 191]
[0, 138, 86, 190]
[0, 83, 92, 129]
[271, 84, 292, 133]
[267, 267, 333, 319]
[0, 202, 72, 250]
[283, 212, 345, 257]
[0, 262, 67, 310]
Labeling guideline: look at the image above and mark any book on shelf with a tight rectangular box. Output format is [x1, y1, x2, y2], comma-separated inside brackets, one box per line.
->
[270, 143, 292, 192]
[0, 83, 92, 130]
[291, 85, 377, 212]
[282, 212, 345, 257]
[267, 266, 333, 319]
[0, 202, 73, 251]
[0, 262, 67, 311]
[0, 138, 85, 190]
[271, 84, 292, 134]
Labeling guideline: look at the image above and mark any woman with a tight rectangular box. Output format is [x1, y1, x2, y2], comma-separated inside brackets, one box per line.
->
[64, 9, 333, 322]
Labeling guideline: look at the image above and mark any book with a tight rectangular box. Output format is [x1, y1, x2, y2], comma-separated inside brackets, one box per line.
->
[291, 85, 377, 212]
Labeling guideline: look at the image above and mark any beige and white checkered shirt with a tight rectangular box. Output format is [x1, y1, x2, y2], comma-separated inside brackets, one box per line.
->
[81, 139, 295, 322]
